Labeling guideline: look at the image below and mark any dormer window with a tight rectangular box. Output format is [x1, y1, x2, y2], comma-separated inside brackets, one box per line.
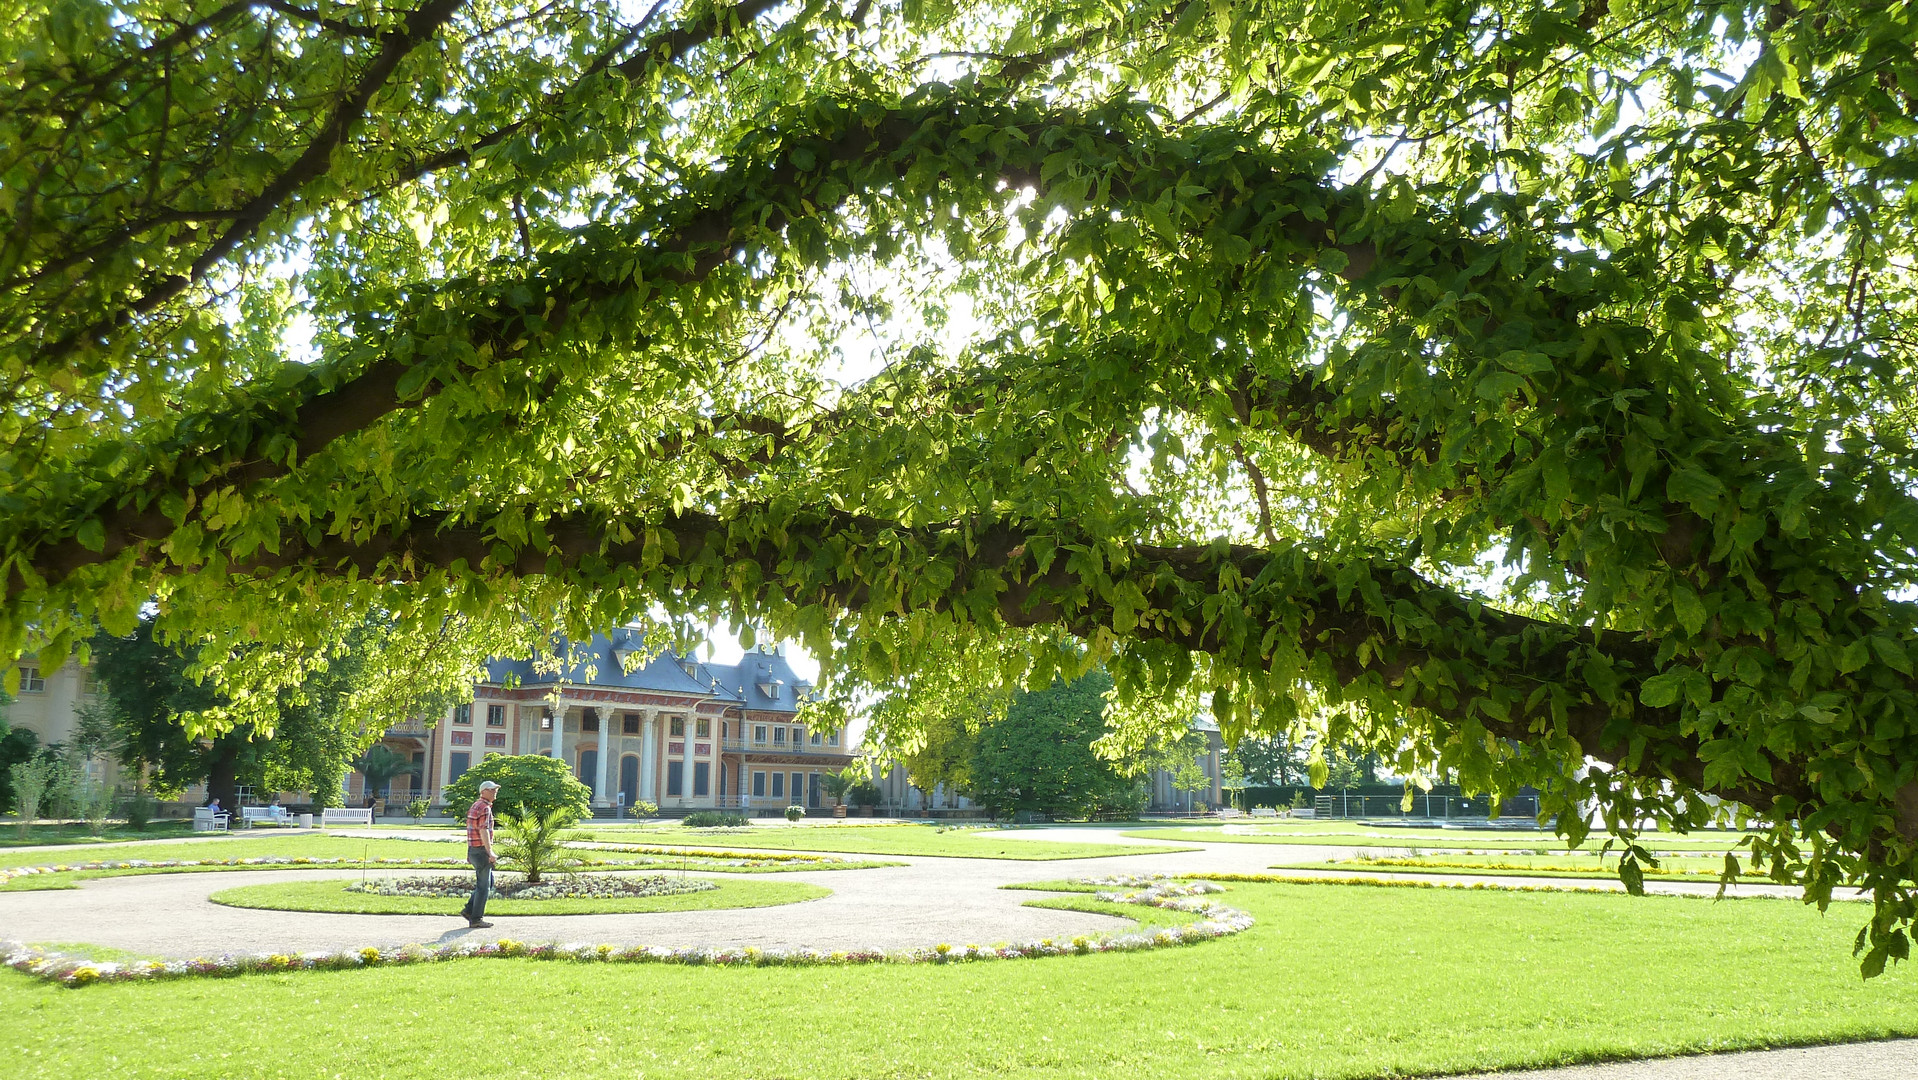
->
[757, 677, 783, 699]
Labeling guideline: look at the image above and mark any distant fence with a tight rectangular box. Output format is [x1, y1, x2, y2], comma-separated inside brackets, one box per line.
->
[1312, 792, 1541, 822]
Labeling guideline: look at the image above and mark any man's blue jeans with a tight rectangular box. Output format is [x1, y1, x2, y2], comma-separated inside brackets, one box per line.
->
[462, 846, 491, 922]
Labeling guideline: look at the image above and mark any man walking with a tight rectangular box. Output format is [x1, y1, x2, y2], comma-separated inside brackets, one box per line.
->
[461, 780, 499, 929]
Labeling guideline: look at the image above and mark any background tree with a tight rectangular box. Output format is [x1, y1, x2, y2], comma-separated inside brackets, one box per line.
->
[969, 669, 1132, 819]
[0, 704, 38, 814]
[352, 745, 416, 806]
[1227, 735, 1310, 789]
[4, 0, 1917, 972]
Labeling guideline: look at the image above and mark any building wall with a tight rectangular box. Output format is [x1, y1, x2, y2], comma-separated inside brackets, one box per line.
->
[6, 660, 120, 787]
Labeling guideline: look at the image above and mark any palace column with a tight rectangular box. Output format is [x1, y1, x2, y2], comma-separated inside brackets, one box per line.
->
[550, 702, 564, 760]
[593, 710, 613, 808]
[639, 716, 657, 802]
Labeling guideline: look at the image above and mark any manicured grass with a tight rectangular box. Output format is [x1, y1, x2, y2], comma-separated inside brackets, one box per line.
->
[208, 876, 829, 916]
[0, 833, 466, 869]
[569, 824, 1191, 860]
[1123, 824, 1756, 852]
[1016, 894, 1202, 932]
[0, 821, 196, 848]
[1273, 853, 1772, 883]
[5, 882, 1915, 1078]
[0, 834, 878, 890]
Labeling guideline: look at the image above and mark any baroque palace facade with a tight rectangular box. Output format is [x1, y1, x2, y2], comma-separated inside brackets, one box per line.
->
[375, 629, 854, 814]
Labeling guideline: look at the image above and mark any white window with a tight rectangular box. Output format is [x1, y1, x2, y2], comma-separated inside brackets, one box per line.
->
[790, 727, 803, 745]
[828, 731, 839, 747]
[753, 725, 767, 743]
[810, 730, 821, 745]
[773, 727, 785, 744]
[18, 666, 45, 693]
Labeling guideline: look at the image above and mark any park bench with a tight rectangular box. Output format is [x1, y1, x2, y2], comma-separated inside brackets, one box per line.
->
[240, 806, 294, 828]
[320, 807, 374, 827]
[192, 806, 229, 832]
[1249, 807, 1280, 818]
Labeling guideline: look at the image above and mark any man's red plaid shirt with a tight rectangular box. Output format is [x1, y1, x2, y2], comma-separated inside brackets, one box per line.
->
[466, 798, 493, 848]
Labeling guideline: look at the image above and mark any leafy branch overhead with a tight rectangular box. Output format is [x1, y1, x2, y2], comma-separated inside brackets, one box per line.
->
[2, 0, 1916, 973]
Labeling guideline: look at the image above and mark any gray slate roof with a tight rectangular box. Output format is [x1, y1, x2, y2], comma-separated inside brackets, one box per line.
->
[481, 629, 810, 714]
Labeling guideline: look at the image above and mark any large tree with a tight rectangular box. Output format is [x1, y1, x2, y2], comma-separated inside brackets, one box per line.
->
[2, 0, 1916, 970]
[970, 669, 1135, 818]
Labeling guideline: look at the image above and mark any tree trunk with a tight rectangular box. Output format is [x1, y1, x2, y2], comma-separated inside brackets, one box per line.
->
[204, 744, 241, 814]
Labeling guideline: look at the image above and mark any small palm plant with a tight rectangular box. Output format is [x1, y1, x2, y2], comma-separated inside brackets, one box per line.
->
[496, 808, 583, 884]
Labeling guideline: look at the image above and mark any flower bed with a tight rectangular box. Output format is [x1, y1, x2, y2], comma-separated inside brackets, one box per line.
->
[2, 874, 1253, 988]
[344, 873, 717, 901]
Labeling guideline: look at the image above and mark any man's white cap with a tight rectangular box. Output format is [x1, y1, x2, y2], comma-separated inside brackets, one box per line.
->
[478, 781, 501, 791]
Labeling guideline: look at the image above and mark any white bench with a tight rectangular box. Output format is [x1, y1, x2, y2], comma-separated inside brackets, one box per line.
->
[320, 807, 374, 827]
[1250, 807, 1281, 818]
[240, 806, 294, 828]
[192, 807, 230, 832]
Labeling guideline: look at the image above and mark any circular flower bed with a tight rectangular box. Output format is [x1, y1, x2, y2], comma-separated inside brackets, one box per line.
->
[344, 873, 717, 901]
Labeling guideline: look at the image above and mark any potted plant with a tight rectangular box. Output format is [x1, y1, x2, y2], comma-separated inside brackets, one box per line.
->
[785, 804, 804, 822]
[821, 770, 853, 818]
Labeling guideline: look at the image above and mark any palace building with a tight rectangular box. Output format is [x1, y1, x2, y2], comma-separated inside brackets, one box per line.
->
[370, 629, 854, 814]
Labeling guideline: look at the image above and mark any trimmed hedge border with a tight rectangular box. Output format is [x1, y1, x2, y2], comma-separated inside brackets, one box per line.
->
[2, 875, 1252, 988]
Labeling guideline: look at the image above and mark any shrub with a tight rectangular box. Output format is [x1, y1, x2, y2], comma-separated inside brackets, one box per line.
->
[122, 788, 152, 831]
[848, 779, 881, 807]
[496, 809, 583, 884]
[442, 755, 592, 826]
[9, 759, 54, 837]
[784, 805, 805, 821]
[407, 797, 429, 823]
[629, 799, 658, 819]
[79, 780, 114, 834]
[681, 811, 748, 828]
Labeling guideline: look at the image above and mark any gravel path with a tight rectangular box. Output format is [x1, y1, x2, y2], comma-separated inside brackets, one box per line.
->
[1453, 1038, 1918, 1079]
[0, 825, 1855, 959]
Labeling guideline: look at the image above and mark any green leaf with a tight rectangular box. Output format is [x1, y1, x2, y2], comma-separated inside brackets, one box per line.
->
[1639, 672, 1686, 709]
[1671, 584, 1708, 635]
[75, 519, 105, 552]
[1870, 635, 1913, 676]
[1665, 468, 1726, 509]
[1475, 371, 1530, 402]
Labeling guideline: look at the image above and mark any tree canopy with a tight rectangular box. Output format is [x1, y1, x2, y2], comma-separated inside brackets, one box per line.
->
[2, 0, 1916, 970]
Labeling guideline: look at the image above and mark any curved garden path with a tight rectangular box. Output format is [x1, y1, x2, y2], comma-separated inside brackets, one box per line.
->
[0, 824, 1845, 959]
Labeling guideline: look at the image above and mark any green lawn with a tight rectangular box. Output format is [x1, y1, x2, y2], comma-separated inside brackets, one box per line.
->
[1123, 823, 1757, 853]
[0, 834, 884, 891]
[0, 821, 196, 848]
[3, 882, 1914, 1078]
[1272, 852, 1773, 883]
[570, 824, 1190, 860]
[0, 833, 467, 869]
[1016, 894, 1204, 932]
[208, 876, 829, 916]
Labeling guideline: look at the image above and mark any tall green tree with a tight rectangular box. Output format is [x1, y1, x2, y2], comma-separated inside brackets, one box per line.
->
[969, 669, 1132, 818]
[1227, 735, 1308, 788]
[3, 0, 1917, 971]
